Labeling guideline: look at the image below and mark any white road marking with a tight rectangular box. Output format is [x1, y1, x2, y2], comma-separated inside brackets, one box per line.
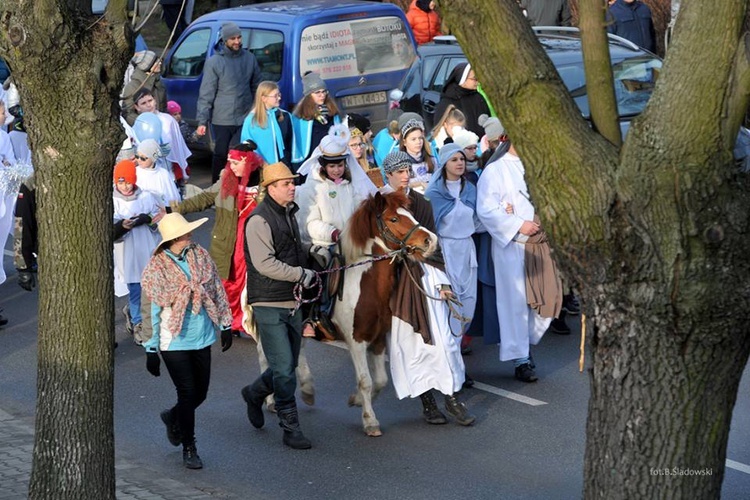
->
[322, 341, 548, 406]
[3, 249, 13, 257]
[726, 459, 750, 475]
[472, 381, 548, 406]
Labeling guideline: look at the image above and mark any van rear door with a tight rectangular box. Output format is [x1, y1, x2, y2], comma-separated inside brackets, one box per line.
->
[298, 12, 416, 132]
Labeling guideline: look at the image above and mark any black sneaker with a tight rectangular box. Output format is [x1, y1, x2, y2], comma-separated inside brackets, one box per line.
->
[160, 409, 182, 447]
[0, 314, 7, 327]
[547, 318, 571, 335]
[462, 373, 475, 389]
[515, 363, 538, 383]
[183, 444, 203, 469]
[562, 294, 581, 316]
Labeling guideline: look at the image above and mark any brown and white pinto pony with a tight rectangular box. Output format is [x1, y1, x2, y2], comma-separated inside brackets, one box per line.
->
[332, 190, 437, 436]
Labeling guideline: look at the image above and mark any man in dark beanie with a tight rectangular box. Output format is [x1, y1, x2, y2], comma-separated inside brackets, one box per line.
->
[196, 21, 262, 182]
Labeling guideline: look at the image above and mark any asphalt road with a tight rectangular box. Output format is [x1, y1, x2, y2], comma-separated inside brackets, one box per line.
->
[1, 160, 749, 499]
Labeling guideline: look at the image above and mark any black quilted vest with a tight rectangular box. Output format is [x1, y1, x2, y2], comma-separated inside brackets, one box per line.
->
[244, 196, 307, 304]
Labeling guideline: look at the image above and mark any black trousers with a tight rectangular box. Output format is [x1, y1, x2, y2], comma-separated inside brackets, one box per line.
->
[211, 124, 242, 182]
[161, 346, 211, 447]
[160, 5, 187, 41]
[14, 184, 37, 271]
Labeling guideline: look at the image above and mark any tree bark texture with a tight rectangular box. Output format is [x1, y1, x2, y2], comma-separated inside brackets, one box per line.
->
[441, 0, 750, 498]
[0, 1, 132, 498]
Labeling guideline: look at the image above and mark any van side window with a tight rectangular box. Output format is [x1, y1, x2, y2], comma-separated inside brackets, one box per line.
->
[242, 29, 284, 82]
[167, 29, 211, 78]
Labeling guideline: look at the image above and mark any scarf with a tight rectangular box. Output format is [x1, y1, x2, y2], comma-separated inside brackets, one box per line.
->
[424, 174, 476, 229]
[249, 108, 287, 163]
[315, 104, 330, 125]
[524, 216, 563, 319]
[141, 244, 233, 336]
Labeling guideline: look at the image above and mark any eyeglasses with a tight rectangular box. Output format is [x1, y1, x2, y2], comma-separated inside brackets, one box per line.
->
[350, 143, 364, 149]
[265, 93, 282, 99]
[134, 154, 149, 161]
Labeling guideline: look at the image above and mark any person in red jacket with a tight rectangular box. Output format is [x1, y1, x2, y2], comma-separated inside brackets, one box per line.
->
[406, 0, 442, 45]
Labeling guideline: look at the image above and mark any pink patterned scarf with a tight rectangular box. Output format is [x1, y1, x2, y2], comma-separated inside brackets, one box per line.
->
[142, 244, 233, 336]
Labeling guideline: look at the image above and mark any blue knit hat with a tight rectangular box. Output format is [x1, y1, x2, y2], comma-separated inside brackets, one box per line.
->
[438, 143, 465, 167]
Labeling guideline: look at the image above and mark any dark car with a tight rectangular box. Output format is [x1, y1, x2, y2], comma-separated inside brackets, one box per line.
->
[392, 28, 662, 133]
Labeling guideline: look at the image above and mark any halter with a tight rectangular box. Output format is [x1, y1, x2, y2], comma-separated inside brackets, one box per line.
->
[375, 211, 424, 254]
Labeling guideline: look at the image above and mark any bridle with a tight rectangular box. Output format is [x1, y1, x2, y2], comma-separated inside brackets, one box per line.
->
[375, 211, 425, 254]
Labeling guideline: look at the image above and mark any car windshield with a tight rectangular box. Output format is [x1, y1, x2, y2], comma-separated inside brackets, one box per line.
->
[300, 16, 416, 79]
[563, 56, 662, 118]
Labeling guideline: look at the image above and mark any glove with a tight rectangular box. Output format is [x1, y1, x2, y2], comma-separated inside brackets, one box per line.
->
[18, 270, 35, 291]
[310, 245, 331, 269]
[146, 352, 161, 377]
[131, 213, 152, 227]
[299, 268, 316, 288]
[221, 328, 233, 352]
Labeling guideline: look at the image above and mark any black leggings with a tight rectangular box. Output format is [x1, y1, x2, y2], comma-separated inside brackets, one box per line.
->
[161, 346, 211, 446]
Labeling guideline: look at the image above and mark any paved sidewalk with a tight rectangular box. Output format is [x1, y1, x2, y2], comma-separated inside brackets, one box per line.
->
[0, 408, 235, 500]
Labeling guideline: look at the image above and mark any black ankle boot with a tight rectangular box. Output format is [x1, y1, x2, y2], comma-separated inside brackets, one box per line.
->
[182, 443, 203, 469]
[277, 405, 312, 450]
[241, 377, 273, 429]
[419, 391, 447, 424]
[444, 394, 476, 426]
[160, 408, 182, 447]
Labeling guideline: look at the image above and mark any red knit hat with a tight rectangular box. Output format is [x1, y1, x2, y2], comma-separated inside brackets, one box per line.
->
[113, 159, 137, 185]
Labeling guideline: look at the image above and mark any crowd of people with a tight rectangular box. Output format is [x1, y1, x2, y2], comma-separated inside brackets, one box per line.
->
[0, 5, 601, 469]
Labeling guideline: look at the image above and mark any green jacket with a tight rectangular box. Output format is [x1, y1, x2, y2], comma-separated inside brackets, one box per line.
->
[172, 170, 238, 280]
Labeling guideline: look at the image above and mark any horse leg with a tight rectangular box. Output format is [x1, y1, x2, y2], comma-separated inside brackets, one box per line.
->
[347, 340, 382, 437]
[255, 336, 277, 412]
[297, 339, 315, 406]
[368, 350, 389, 401]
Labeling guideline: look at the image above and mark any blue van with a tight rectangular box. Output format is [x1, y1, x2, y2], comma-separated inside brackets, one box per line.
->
[161, 0, 417, 147]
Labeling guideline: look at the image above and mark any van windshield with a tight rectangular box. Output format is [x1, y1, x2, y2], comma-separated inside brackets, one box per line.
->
[300, 16, 415, 79]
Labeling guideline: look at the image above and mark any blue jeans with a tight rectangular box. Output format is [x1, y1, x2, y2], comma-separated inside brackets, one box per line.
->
[127, 282, 142, 325]
[253, 306, 303, 409]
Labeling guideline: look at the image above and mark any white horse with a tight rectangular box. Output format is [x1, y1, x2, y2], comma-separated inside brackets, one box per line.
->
[331, 191, 437, 436]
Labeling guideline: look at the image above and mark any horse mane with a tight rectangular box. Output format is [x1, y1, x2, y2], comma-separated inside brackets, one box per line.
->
[341, 191, 410, 261]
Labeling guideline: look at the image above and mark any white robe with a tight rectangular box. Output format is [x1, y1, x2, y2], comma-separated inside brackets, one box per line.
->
[438, 180, 478, 335]
[136, 164, 181, 207]
[388, 264, 465, 399]
[158, 111, 192, 177]
[0, 131, 20, 284]
[113, 189, 161, 293]
[476, 152, 551, 361]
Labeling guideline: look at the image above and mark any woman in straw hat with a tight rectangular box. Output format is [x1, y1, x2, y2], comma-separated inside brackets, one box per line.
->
[141, 213, 234, 470]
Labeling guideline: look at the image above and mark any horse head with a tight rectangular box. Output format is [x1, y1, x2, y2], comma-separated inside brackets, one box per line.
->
[343, 191, 436, 262]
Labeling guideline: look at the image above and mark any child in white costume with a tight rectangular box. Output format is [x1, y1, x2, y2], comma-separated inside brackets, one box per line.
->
[113, 159, 163, 343]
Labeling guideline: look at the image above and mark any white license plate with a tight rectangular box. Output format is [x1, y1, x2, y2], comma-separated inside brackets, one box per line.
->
[341, 91, 387, 108]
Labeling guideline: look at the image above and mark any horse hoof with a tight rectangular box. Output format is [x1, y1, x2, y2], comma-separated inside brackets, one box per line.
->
[365, 427, 382, 437]
[348, 394, 362, 407]
[301, 390, 315, 406]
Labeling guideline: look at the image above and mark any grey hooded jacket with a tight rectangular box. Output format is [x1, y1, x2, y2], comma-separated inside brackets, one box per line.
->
[196, 44, 262, 127]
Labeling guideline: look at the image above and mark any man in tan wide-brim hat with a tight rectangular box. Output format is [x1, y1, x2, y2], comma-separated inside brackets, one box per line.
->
[241, 161, 317, 450]
[260, 161, 299, 187]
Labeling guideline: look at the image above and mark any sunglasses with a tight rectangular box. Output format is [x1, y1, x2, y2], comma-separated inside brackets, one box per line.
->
[134, 154, 149, 161]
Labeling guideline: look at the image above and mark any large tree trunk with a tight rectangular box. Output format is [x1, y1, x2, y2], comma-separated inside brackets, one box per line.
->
[440, 0, 750, 498]
[0, 1, 132, 498]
